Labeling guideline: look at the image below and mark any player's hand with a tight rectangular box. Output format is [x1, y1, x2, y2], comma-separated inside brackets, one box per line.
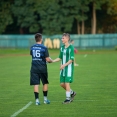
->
[60, 64, 65, 70]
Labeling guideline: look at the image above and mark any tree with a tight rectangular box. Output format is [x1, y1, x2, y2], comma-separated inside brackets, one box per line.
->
[36, 0, 76, 34]
[36, 0, 64, 34]
[107, 0, 117, 15]
[12, 0, 39, 34]
[12, 0, 74, 34]
[57, 0, 89, 34]
[1, 0, 117, 34]
[0, 0, 13, 34]
[104, 0, 117, 33]
[77, 0, 89, 34]
[88, 0, 109, 34]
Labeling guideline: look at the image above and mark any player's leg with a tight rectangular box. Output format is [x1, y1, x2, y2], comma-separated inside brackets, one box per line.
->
[65, 83, 71, 100]
[30, 72, 40, 105]
[64, 83, 76, 102]
[60, 83, 74, 95]
[60, 76, 65, 89]
[71, 91, 76, 101]
[60, 76, 70, 104]
[62, 83, 71, 104]
[34, 85, 40, 105]
[60, 83, 66, 89]
[34, 85, 39, 92]
[43, 84, 50, 104]
[65, 76, 76, 103]
[69, 77, 76, 101]
[41, 73, 50, 104]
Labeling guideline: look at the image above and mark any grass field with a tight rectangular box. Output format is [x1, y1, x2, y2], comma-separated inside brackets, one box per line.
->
[0, 49, 117, 117]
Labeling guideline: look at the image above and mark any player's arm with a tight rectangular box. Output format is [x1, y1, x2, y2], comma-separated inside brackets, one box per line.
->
[53, 58, 61, 62]
[45, 48, 53, 63]
[60, 59, 73, 70]
[46, 57, 53, 63]
[53, 47, 62, 62]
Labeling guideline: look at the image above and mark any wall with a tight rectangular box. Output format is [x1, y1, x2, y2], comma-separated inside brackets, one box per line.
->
[0, 34, 117, 49]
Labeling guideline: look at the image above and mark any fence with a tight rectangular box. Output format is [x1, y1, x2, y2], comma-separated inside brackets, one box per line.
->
[0, 34, 117, 49]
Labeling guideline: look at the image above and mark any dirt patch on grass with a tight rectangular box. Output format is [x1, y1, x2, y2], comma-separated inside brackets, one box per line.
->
[0, 50, 116, 58]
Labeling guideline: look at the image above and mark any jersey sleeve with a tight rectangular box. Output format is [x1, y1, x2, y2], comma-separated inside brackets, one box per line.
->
[30, 47, 32, 55]
[59, 47, 62, 59]
[70, 45, 74, 61]
[45, 48, 49, 57]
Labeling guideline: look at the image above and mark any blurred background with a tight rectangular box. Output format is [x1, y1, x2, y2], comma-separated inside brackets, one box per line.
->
[0, 0, 117, 49]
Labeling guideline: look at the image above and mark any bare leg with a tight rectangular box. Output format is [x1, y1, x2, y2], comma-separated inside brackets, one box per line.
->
[60, 83, 73, 93]
[43, 84, 50, 104]
[34, 85, 39, 92]
[65, 83, 70, 92]
[43, 84, 48, 91]
[34, 85, 40, 105]
[64, 83, 71, 101]
[60, 83, 66, 90]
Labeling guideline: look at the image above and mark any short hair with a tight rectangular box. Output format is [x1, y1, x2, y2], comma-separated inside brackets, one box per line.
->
[35, 33, 42, 42]
[62, 33, 70, 41]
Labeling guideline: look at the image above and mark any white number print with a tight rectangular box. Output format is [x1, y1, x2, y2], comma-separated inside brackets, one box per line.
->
[32, 50, 40, 57]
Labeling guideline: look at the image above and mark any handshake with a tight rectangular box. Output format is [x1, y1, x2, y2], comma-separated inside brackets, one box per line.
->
[46, 57, 61, 63]
[46, 57, 72, 70]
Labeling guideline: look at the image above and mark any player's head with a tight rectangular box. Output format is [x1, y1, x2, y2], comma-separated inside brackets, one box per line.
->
[35, 33, 42, 42]
[62, 33, 70, 44]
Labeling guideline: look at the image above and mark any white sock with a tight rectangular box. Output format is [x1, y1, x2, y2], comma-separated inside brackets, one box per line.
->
[66, 91, 70, 100]
[70, 89, 73, 94]
[44, 96, 47, 101]
[36, 98, 39, 102]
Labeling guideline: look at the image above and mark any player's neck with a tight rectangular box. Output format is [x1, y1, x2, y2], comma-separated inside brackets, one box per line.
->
[65, 42, 69, 48]
[36, 42, 41, 44]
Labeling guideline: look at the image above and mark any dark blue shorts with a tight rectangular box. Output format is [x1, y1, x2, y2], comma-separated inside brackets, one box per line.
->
[30, 72, 48, 85]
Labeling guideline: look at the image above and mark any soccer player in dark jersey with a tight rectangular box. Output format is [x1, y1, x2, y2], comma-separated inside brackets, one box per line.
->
[30, 33, 53, 105]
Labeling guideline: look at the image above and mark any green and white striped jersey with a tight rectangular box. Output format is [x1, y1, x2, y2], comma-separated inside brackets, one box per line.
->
[59, 44, 74, 77]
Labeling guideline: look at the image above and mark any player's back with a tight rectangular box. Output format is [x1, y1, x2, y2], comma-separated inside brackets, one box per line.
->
[30, 44, 49, 73]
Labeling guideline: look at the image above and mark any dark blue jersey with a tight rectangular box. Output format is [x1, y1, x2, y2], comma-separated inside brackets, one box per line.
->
[30, 44, 49, 73]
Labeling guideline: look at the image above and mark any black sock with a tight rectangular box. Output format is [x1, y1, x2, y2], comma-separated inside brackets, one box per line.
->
[34, 92, 39, 99]
[43, 91, 48, 96]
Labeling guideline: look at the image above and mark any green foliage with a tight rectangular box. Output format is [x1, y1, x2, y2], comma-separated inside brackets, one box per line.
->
[37, 0, 64, 34]
[107, 0, 117, 15]
[12, 0, 39, 33]
[0, 0, 117, 34]
[0, 1, 13, 34]
[88, 0, 109, 9]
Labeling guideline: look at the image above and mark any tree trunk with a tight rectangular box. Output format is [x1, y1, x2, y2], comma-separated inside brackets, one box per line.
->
[19, 27, 24, 34]
[92, 1, 96, 34]
[81, 20, 85, 34]
[77, 20, 81, 34]
[81, 11, 85, 34]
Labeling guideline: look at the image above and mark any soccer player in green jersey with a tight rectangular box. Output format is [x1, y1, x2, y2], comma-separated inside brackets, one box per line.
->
[53, 33, 76, 104]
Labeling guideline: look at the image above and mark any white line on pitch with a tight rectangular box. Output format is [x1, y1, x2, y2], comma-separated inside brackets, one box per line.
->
[10, 101, 32, 117]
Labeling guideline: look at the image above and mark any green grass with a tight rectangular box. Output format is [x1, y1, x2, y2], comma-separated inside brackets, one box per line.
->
[0, 49, 117, 117]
